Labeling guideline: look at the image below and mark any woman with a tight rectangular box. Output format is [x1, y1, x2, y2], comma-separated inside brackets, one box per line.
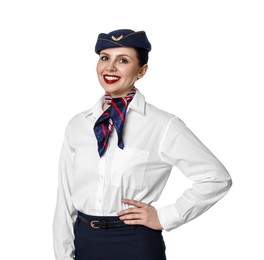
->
[53, 29, 232, 260]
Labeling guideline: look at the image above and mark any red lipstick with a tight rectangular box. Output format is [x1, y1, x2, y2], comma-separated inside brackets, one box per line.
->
[103, 74, 120, 84]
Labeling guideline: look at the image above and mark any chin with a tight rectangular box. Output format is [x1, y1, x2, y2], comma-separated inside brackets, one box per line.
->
[102, 84, 119, 92]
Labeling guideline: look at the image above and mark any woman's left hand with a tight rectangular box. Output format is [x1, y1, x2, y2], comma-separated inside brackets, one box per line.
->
[118, 199, 163, 230]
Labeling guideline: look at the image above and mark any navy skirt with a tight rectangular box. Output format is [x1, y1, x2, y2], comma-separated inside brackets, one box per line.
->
[74, 212, 166, 260]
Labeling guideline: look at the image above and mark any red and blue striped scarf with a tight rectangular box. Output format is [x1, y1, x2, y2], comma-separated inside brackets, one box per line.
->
[94, 87, 136, 157]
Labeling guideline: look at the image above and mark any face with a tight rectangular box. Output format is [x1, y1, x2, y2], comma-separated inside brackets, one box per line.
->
[96, 47, 148, 97]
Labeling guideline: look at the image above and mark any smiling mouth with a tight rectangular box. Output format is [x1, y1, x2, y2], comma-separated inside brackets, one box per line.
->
[103, 75, 120, 84]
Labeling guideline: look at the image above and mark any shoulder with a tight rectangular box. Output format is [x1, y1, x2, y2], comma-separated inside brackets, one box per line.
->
[133, 89, 182, 123]
[67, 109, 91, 126]
[145, 100, 183, 125]
[66, 97, 103, 129]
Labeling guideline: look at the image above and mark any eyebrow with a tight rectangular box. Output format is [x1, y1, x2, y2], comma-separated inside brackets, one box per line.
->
[100, 52, 132, 58]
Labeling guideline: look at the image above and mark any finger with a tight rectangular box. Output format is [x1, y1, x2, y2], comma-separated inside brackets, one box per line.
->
[119, 213, 142, 221]
[123, 219, 143, 225]
[118, 207, 143, 216]
[122, 199, 146, 208]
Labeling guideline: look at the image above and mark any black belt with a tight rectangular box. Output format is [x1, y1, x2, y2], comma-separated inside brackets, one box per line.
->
[78, 215, 127, 229]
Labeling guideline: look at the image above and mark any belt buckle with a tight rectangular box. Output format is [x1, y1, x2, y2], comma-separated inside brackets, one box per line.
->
[91, 220, 100, 229]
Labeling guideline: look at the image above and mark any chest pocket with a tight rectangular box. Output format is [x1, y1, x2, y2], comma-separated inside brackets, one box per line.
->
[111, 147, 149, 190]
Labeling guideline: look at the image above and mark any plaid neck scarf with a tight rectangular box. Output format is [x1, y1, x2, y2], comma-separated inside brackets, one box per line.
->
[94, 87, 136, 157]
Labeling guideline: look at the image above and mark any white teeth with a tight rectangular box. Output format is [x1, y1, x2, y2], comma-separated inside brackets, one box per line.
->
[105, 76, 119, 80]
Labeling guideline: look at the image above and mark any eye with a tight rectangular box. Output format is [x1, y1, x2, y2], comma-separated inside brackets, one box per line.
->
[100, 56, 108, 61]
[119, 58, 128, 64]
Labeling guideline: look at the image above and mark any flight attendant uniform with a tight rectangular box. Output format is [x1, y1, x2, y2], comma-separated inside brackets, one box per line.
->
[53, 29, 232, 260]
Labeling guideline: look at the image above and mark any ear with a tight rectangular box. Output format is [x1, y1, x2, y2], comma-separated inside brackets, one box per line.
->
[137, 64, 148, 79]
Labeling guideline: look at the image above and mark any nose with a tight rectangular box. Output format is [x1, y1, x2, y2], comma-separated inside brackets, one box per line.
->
[106, 61, 117, 72]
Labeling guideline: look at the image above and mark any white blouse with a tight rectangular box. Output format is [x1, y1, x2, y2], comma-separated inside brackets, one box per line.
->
[53, 89, 232, 260]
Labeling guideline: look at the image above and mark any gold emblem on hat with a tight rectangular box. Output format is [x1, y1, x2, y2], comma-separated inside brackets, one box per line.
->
[111, 35, 123, 41]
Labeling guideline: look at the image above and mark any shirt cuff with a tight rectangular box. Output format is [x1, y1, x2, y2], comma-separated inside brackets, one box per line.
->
[157, 204, 182, 232]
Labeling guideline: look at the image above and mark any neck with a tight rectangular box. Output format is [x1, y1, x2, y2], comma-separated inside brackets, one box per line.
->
[103, 87, 136, 111]
[105, 87, 136, 99]
[102, 102, 110, 111]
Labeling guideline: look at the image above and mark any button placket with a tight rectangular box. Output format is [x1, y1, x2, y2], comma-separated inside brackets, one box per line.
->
[96, 157, 105, 211]
[96, 143, 111, 211]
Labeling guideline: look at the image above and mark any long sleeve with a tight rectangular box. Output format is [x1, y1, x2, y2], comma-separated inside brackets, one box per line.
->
[53, 126, 77, 260]
[157, 117, 232, 231]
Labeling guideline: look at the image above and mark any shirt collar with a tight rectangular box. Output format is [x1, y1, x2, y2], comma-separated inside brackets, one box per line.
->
[83, 88, 146, 119]
[127, 88, 146, 115]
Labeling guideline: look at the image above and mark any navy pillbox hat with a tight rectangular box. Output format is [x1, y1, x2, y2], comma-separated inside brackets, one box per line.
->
[95, 29, 151, 54]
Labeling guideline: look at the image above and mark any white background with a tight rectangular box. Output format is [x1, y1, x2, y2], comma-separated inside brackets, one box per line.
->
[1, 0, 263, 259]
